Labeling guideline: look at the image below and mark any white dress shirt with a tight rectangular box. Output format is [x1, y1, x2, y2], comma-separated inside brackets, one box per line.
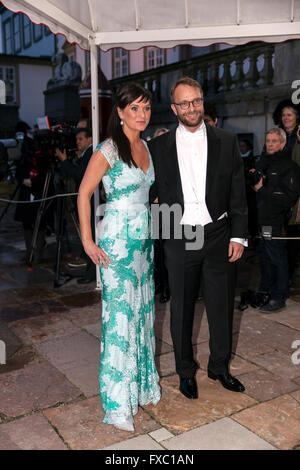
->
[176, 122, 247, 246]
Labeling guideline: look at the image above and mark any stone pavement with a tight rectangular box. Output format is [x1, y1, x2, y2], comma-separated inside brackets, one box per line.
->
[0, 198, 300, 450]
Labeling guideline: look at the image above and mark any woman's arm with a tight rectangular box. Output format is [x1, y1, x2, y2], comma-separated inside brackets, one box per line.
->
[77, 150, 111, 267]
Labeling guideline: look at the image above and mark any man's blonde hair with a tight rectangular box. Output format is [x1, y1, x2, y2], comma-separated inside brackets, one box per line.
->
[266, 127, 287, 143]
[170, 76, 203, 102]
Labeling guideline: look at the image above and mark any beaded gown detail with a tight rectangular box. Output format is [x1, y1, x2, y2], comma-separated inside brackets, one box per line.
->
[96, 138, 161, 427]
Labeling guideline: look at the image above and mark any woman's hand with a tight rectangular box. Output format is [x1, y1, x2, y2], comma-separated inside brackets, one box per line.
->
[82, 240, 110, 268]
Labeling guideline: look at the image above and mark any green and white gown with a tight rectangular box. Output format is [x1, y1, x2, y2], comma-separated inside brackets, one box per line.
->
[96, 138, 161, 428]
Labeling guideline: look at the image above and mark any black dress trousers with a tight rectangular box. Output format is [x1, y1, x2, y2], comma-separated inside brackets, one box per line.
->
[164, 219, 236, 378]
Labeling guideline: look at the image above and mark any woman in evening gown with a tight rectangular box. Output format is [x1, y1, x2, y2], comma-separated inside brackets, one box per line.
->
[77, 83, 161, 432]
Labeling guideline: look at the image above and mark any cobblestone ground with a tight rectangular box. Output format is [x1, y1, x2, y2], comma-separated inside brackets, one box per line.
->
[1, 182, 300, 450]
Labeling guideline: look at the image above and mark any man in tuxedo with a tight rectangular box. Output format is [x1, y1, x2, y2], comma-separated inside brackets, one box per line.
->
[149, 77, 248, 398]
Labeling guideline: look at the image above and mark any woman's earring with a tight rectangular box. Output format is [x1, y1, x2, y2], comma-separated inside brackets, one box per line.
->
[120, 120, 123, 126]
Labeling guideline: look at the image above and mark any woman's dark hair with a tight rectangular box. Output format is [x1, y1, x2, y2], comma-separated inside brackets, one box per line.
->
[107, 82, 152, 167]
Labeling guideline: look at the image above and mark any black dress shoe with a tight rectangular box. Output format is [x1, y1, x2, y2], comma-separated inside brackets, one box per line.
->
[179, 377, 198, 399]
[259, 299, 286, 313]
[77, 277, 95, 284]
[238, 290, 251, 311]
[208, 370, 245, 393]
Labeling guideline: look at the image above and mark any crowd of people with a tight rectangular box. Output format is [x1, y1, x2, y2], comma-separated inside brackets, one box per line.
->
[12, 118, 100, 283]
[77, 77, 246, 431]
[12, 98, 300, 305]
[197, 100, 300, 313]
[237, 102, 300, 312]
[8, 77, 300, 432]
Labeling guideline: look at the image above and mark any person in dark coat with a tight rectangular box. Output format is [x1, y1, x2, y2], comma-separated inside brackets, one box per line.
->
[55, 127, 96, 283]
[14, 133, 51, 265]
[252, 127, 300, 312]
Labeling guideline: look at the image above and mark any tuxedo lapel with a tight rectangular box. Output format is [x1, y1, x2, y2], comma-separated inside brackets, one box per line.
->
[164, 127, 184, 206]
[205, 124, 221, 198]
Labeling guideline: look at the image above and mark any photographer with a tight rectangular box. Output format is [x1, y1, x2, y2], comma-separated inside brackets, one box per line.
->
[55, 128, 93, 189]
[251, 128, 300, 312]
[55, 128, 96, 284]
[14, 132, 51, 266]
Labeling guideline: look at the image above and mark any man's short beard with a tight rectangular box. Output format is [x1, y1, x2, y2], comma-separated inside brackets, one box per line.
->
[178, 112, 203, 128]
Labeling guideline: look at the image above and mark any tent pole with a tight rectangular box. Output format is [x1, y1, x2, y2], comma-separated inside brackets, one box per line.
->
[90, 39, 101, 290]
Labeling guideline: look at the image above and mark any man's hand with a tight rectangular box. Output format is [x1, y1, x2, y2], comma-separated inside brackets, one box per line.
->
[54, 148, 67, 162]
[228, 241, 244, 262]
[253, 177, 263, 192]
[22, 178, 32, 187]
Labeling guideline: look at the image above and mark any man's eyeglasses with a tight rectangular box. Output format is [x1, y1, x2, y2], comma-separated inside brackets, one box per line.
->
[173, 98, 204, 110]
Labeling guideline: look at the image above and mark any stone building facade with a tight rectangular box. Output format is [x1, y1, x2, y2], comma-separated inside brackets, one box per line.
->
[110, 40, 300, 154]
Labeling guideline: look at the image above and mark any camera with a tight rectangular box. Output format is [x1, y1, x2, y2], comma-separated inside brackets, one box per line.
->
[30, 125, 77, 164]
[246, 169, 266, 187]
